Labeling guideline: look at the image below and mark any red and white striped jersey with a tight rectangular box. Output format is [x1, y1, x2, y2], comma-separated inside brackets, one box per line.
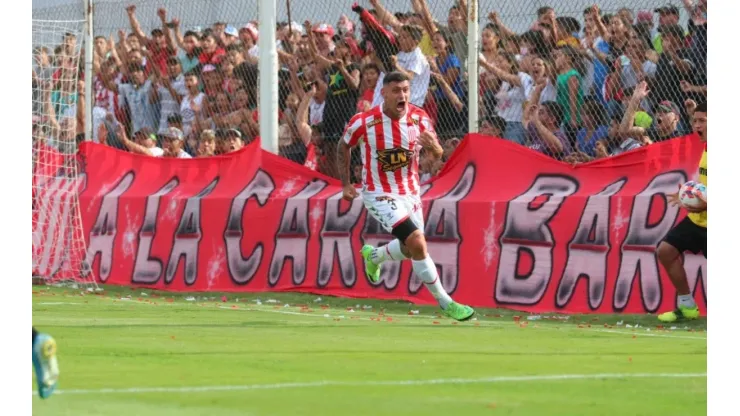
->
[342, 105, 435, 196]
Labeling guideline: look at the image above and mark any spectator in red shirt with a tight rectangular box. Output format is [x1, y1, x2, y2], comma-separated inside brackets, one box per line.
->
[199, 32, 226, 65]
[357, 63, 380, 112]
[125, 5, 175, 75]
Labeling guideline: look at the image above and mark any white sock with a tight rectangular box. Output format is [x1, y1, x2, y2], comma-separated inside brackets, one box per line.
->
[370, 240, 407, 265]
[412, 256, 453, 309]
[677, 294, 697, 308]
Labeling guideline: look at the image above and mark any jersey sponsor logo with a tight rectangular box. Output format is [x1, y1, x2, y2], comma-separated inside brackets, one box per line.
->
[699, 167, 707, 176]
[366, 118, 382, 128]
[377, 147, 414, 172]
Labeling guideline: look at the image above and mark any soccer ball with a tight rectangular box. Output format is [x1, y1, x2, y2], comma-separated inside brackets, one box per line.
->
[679, 181, 707, 209]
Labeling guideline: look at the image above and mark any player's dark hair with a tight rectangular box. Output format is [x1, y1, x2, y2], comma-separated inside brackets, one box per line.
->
[383, 71, 410, 85]
[695, 101, 707, 113]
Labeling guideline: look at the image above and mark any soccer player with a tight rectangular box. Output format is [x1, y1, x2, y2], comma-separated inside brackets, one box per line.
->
[32, 327, 59, 398]
[657, 101, 707, 323]
[337, 71, 475, 321]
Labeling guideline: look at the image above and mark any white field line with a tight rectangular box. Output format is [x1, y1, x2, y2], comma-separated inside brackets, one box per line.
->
[44, 372, 707, 396]
[37, 295, 707, 340]
[37, 302, 82, 305]
[220, 306, 708, 340]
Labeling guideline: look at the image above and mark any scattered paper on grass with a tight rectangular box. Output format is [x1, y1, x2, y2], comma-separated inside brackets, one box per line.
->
[185, 297, 195, 301]
[527, 315, 541, 321]
[409, 310, 419, 315]
[314, 297, 322, 303]
[266, 299, 277, 304]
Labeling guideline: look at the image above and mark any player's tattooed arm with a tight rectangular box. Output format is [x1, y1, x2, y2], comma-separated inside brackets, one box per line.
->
[337, 140, 352, 186]
[337, 140, 360, 201]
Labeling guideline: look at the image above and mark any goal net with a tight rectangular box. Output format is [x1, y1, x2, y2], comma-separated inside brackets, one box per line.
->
[32, 18, 95, 287]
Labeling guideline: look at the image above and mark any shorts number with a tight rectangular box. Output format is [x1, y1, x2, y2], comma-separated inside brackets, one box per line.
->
[388, 200, 397, 210]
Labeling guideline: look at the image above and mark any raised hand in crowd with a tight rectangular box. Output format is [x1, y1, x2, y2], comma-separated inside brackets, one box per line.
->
[594, 140, 609, 159]
[685, 98, 698, 117]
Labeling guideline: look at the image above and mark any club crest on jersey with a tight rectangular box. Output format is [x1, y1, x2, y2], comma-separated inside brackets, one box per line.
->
[407, 125, 420, 143]
[377, 147, 414, 172]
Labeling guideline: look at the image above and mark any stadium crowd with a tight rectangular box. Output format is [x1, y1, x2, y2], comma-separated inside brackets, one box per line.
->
[32, 0, 708, 183]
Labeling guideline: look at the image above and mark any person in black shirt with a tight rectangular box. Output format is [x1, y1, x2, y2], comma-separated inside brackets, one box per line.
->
[650, 24, 696, 117]
[322, 37, 360, 142]
[306, 30, 360, 143]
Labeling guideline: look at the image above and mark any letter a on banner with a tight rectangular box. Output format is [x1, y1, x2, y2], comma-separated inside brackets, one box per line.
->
[495, 175, 578, 305]
[85, 172, 134, 280]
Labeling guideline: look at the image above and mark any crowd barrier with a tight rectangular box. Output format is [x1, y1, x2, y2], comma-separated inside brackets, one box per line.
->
[75, 134, 706, 314]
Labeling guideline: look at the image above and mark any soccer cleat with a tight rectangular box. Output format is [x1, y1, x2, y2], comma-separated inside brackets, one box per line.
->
[32, 333, 59, 399]
[360, 245, 381, 283]
[657, 306, 700, 323]
[444, 302, 475, 321]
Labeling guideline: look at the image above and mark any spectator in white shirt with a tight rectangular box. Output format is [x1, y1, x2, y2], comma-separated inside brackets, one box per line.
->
[479, 51, 534, 145]
[372, 25, 430, 108]
[117, 126, 165, 157]
[162, 127, 192, 158]
[530, 55, 557, 103]
[239, 24, 260, 61]
[179, 72, 205, 136]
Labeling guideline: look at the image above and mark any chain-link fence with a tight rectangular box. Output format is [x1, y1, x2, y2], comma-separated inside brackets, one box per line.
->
[33, 0, 707, 181]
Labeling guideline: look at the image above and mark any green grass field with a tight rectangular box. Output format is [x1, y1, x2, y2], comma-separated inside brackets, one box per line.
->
[32, 286, 706, 416]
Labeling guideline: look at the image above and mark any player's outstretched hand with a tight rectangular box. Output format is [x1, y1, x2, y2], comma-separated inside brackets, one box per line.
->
[342, 183, 359, 201]
[668, 184, 707, 213]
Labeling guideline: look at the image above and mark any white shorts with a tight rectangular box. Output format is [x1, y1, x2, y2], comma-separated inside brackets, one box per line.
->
[362, 192, 424, 233]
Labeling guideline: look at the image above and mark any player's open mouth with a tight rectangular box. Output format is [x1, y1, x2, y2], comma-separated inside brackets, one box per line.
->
[397, 101, 406, 111]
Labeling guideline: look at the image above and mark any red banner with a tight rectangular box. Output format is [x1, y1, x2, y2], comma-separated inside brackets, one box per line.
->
[77, 135, 706, 314]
